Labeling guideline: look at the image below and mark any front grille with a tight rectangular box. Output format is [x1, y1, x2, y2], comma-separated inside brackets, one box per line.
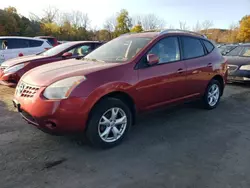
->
[16, 81, 40, 98]
[228, 65, 238, 72]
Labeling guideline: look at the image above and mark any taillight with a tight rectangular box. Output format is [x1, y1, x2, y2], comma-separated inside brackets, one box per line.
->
[18, 53, 24, 57]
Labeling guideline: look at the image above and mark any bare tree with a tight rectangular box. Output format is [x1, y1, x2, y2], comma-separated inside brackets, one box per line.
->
[132, 14, 166, 30]
[192, 21, 202, 32]
[179, 21, 189, 30]
[201, 20, 214, 34]
[104, 15, 117, 32]
[70, 11, 90, 29]
[42, 6, 59, 23]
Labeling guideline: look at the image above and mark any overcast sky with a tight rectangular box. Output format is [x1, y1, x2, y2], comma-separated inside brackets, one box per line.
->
[1, 0, 250, 29]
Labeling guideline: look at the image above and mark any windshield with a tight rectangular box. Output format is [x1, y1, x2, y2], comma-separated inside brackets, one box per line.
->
[226, 46, 244, 56]
[241, 47, 250, 57]
[40, 43, 73, 56]
[85, 36, 152, 62]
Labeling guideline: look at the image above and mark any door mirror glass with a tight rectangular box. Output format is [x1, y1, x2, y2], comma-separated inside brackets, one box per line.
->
[62, 52, 72, 58]
[147, 54, 159, 65]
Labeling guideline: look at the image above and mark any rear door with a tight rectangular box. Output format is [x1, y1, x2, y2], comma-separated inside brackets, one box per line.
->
[180, 36, 211, 96]
[137, 36, 187, 109]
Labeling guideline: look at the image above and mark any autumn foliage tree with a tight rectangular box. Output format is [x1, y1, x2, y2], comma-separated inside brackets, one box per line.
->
[237, 15, 250, 42]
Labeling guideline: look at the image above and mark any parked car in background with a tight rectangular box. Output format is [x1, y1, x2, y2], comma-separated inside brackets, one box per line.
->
[13, 30, 227, 148]
[0, 41, 103, 86]
[0, 37, 51, 65]
[219, 44, 238, 55]
[225, 43, 250, 82]
[35, 36, 59, 47]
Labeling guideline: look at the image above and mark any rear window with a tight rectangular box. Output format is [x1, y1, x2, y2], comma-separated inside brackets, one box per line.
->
[28, 40, 43, 47]
[203, 40, 214, 53]
[181, 37, 205, 59]
[47, 38, 55, 46]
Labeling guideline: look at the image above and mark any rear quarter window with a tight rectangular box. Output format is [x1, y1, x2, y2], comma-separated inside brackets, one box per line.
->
[181, 37, 205, 59]
[203, 40, 214, 53]
[28, 40, 43, 47]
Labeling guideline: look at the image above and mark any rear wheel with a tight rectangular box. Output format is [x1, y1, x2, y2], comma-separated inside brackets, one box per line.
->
[203, 79, 221, 109]
[86, 98, 132, 148]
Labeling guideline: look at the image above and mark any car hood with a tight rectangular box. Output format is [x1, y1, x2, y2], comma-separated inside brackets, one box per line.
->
[1, 55, 45, 67]
[225, 56, 250, 66]
[22, 59, 119, 86]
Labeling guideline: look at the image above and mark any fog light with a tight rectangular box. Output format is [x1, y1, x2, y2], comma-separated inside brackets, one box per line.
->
[45, 121, 57, 129]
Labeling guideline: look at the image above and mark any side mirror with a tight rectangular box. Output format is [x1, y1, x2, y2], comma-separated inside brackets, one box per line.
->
[147, 54, 159, 66]
[62, 52, 72, 58]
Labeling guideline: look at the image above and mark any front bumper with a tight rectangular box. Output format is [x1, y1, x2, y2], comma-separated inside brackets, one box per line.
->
[228, 70, 250, 82]
[13, 87, 89, 134]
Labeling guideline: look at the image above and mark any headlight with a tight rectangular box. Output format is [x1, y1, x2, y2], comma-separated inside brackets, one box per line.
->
[3, 63, 25, 74]
[239, 65, 250, 70]
[43, 76, 86, 99]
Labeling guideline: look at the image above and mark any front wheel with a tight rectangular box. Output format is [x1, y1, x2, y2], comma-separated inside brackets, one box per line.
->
[203, 79, 221, 109]
[86, 98, 132, 149]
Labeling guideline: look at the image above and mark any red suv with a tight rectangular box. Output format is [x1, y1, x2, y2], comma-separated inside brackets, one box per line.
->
[13, 30, 228, 148]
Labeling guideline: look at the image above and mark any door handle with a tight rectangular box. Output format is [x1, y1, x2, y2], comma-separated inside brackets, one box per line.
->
[177, 68, 184, 74]
[207, 63, 213, 67]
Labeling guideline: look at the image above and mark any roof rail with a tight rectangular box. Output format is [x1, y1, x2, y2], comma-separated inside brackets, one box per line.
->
[159, 29, 207, 38]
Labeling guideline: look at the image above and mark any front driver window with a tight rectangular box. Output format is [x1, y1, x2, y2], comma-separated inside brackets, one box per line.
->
[148, 37, 180, 64]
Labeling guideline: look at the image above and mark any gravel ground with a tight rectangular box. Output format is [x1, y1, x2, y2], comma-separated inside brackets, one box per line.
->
[1, 84, 250, 188]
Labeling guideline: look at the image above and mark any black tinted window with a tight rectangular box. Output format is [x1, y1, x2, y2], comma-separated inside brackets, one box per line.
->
[181, 37, 205, 59]
[47, 38, 55, 46]
[148, 37, 180, 64]
[29, 40, 43, 47]
[203, 40, 214, 53]
[8, 39, 29, 49]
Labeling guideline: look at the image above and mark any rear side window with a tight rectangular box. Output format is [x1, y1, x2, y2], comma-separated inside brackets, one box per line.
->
[8, 39, 29, 49]
[28, 40, 43, 47]
[203, 40, 214, 53]
[181, 37, 205, 59]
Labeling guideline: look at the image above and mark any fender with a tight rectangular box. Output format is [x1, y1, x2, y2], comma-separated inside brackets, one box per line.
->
[80, 81, 136, 116]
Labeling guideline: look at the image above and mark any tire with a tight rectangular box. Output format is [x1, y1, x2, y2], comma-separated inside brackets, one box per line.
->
[203, 79, 221, 110]
[86, 97, 132, 149]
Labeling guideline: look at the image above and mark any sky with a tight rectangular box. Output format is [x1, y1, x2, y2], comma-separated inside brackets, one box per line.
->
[1, 0, 250, 29]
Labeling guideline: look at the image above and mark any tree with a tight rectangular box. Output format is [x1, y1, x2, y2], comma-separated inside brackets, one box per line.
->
[201, 20, 214, 34]
[130, 24, 143, 33]
[193, 21, 202, 32]
[132, 14, 165, 30]
[237, 15, 250, 42]
[114, 9, 132, 36]
[4, 6, 17, 14]
[42, 6, 58, 23]
[179, 21, 189, 30]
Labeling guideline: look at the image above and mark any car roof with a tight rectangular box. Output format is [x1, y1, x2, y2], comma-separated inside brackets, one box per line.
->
[35, 36, 55, 39]
[239, 43, 250, 47]
[122, 30, 207, 40]
[0, 36, 46, 42]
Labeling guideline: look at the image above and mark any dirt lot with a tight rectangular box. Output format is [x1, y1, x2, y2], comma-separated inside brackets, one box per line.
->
[1, 84, 250, 188]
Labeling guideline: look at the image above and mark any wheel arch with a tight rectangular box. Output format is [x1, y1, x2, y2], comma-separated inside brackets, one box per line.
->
[211, 75, 225, 96]
[87, 90, 137, 128]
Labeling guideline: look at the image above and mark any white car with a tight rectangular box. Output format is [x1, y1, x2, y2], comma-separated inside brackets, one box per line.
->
[0, 36, 52, 64]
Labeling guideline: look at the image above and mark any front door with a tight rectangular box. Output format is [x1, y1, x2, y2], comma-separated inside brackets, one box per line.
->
[136, 36, 187, 110]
